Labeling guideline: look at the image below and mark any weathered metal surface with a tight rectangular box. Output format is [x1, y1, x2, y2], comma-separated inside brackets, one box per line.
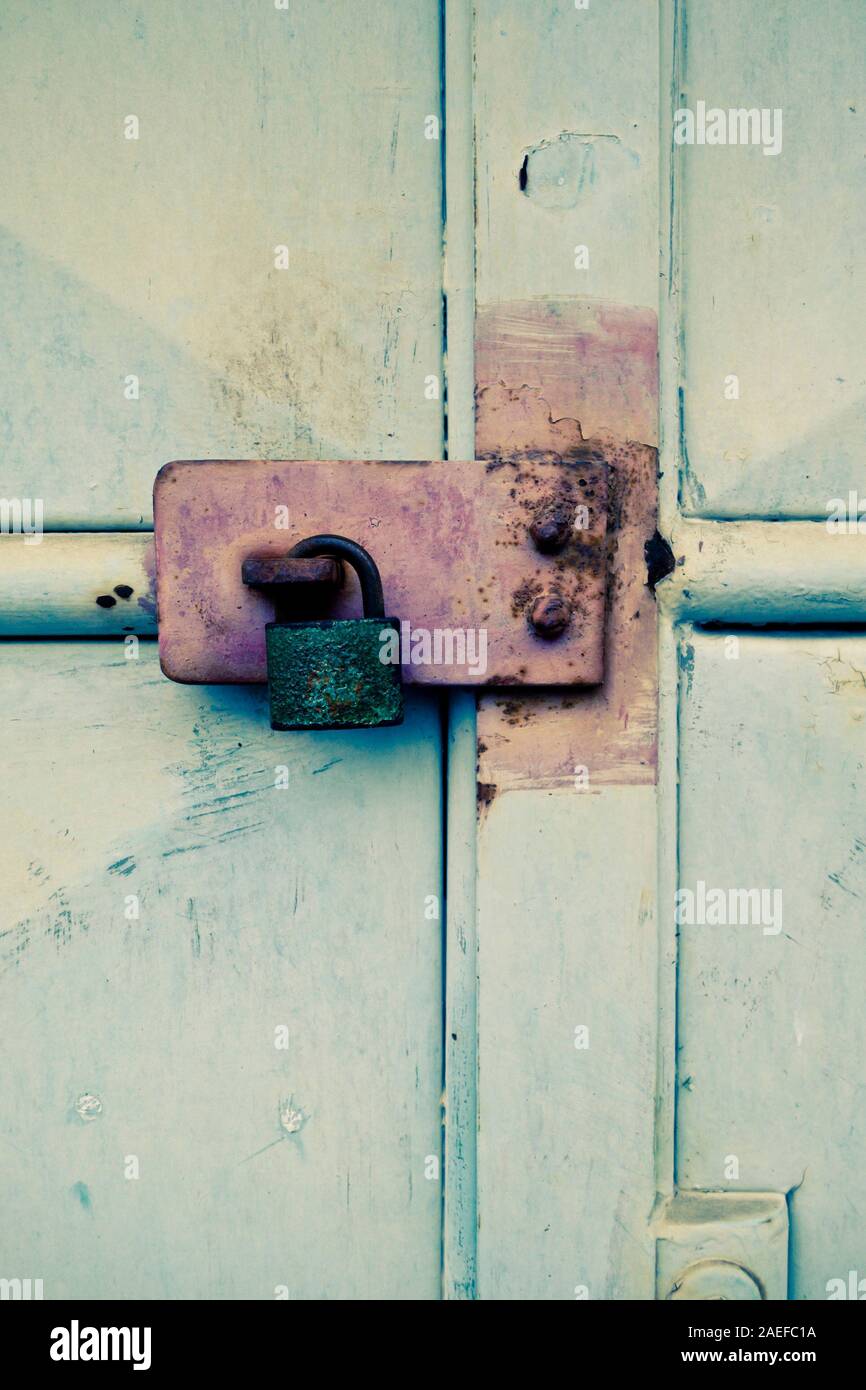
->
[263, 534, 403, 731]
[476, 302, 658, 452]
[476, 301, 659, 791]
[267, 619, 404, 731]
[242, 554, 341, 591]
[242, 555, 343, 631]
[527, 590, 571, 639]
[154, 456, 609, 687]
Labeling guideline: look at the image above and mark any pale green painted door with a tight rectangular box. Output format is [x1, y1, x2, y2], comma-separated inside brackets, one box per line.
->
[2, 0, 865, 1303]
[1, 656, 443, 1300]
[0, 0, 445, 1301]
[470, 0, 866, 1303]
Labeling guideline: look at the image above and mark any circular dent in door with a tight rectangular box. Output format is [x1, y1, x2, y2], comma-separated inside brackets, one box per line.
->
[667, 1260, 763, 1300]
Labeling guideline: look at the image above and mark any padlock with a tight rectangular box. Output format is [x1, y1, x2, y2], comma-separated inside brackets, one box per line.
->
[262, 534, 403, 731]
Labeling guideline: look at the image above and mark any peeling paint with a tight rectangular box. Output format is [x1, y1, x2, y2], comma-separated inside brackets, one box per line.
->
[519, 132, 639, 210]
[71, 1181, 92, 1211]
[677, 641, 695, 698]
[74, 1094, 103, 1124]
[279, 1101, 307, 1136]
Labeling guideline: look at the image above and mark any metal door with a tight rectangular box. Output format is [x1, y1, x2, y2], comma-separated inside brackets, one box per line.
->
[2, 0, 864, 1303]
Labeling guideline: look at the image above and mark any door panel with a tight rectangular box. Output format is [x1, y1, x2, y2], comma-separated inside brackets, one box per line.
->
[474, 0, 658, 311]
[471, 0, 661, 1300]
[477, 787, 657, 1300]
[677, 629, 866, 1299]
[677, 0, 866, 516]
[3, 0, 865, 1306]
[0, 0, 443, 525]
[0, 645, 442, 1299]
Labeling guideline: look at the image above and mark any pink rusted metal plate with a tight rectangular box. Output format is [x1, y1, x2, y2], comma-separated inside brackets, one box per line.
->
[475, 299, 659, 789]
[154, 457, 608, 686]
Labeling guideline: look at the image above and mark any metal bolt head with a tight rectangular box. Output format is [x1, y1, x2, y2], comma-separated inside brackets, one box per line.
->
[529, 500, 574, 554]
[529, 591, 572, 639]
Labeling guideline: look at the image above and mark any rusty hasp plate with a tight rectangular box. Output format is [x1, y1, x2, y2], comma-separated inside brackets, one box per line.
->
[154, 457, 609, 686]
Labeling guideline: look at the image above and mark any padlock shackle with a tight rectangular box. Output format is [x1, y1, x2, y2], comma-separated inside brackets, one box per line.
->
[286, 535, 386, 619]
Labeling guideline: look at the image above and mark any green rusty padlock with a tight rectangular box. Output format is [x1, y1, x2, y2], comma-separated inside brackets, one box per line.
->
[261, 535, 403, 732]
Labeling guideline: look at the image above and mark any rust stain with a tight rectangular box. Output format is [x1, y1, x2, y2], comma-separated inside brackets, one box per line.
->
[476, 300, 659, 791]
[476, 782, 498, 821]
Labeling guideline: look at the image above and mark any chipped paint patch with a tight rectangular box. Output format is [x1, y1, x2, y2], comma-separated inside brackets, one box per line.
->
[519, 132, 640, 209]
[476, 782, 498, 822]
[279, 1098, 307, 1136]
[74, 1094, 103, 1123]
[71, 1181, 92, 1211]
[678, 641, 695, 699]
[645, 530, 676, 592]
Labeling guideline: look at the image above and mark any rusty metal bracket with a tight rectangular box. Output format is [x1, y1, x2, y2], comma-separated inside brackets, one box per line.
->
[154, 456, 610, 687]
[241, 553, 343, 621]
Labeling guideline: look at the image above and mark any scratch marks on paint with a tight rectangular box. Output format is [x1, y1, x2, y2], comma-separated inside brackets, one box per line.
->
[186, 788, 264, 820]
[108, 855, 136, 876]
[817, 650, 866, 695]
[1, 889, 92, 975]
[184, 897, 217, 963]
[389, 108, 400, 174]
[826, 870, 859, 898]
[162, 821, 265, 860]
[678, 640, 695, 698]
[679, 385, 707, 511]
[825, 839, 865, 903]
[312, 758, 343, 775]
[164, 715, 271, 858]
[0, 920, 32, 974]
